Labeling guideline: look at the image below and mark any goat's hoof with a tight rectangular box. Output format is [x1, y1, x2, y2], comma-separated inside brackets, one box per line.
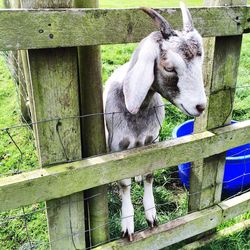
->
[121, 230, 134, 241]
[146, 218, 158, 229]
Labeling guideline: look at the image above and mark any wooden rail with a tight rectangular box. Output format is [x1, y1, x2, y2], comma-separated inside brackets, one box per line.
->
[0, 120, 249, 212]
[0, 6, 250, 50]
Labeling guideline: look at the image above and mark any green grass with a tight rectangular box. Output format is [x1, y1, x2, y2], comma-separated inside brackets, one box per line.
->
[99, 0, 203, 8]
[233, 35, 250, 121]
[198, 229, 250, 250]
[0, 0, 250, 249]
[0, 55, 17, 128]
[0, 54, 38, 176]
[0, 54, 47, 249]
[194, 211, 250, 250]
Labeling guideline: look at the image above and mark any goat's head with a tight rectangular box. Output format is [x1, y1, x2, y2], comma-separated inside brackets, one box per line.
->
[123, 2, 207, 116]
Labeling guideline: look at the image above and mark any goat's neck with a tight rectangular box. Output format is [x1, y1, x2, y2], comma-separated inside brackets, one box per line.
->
[140, 89, 156, 110]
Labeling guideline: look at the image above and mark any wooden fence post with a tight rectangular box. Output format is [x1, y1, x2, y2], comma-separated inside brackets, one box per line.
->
[18, 51, 31, 122]
[21, 1, 86, 249]
[189, 0, 247, 211]
[74, 0, 109, 247]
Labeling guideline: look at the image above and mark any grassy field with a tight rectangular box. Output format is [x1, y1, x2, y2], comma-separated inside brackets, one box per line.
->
[0, 0, 250, 249]
[99, 0, 203, 8]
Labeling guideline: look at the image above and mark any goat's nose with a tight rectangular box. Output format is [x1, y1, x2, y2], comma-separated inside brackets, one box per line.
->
[196, 104, 206, 113]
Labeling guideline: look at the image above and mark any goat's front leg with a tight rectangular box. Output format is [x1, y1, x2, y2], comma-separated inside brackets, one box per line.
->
[143, 173, 157, 228]
[119, 178, 134, 241]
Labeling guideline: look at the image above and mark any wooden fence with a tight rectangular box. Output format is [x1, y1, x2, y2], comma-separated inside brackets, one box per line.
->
[0, 0, 250, 249]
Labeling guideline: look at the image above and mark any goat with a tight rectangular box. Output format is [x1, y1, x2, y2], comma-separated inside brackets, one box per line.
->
[103, 2, 207, 241]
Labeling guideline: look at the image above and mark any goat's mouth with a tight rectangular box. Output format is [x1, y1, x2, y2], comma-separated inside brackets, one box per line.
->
[180, 104, 200, 117]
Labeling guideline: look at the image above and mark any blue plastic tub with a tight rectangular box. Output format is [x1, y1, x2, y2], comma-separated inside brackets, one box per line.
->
[172, 120, 250, 197]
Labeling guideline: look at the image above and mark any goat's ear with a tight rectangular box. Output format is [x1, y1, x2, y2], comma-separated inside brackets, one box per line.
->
[180, 2, 194, 32]
[123, 38, 158, 114]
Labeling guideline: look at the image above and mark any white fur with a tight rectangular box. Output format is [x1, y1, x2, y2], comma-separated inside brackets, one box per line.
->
[120, 178, 134, 239]
[180, 1, 194, 32]
[123, 38, 159, 114]
[166, 46, 207, 116]
[143, 178, 156, 225]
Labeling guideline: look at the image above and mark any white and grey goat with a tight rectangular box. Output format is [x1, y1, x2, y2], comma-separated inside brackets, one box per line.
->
[104, 3, 207, 241]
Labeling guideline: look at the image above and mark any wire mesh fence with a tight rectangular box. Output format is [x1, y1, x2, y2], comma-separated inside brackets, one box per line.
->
[0, 34, 250, 249]
[0, 84, 250, 249]
[1, 160, 250, 249]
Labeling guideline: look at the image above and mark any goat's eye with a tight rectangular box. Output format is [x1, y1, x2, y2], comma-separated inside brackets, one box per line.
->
[164, 66, 176, 73]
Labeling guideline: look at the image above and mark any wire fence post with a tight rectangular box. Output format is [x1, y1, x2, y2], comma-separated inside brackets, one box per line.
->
[189, 0, 247, 212]
[20, 0, 86, 249]
[74, 0, 110, 247]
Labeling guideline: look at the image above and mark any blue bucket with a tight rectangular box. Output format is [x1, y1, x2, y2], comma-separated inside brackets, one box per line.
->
[172, 120, 250, 197]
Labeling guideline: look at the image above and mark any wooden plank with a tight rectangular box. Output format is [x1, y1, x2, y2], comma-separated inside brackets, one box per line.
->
[0, 6, 250, 50]
[188, 0, 247, 212]
[220, 191, 250, 221]
[27, 48, 83, 164]
[29, 50, 86, 249]
[29, 49, 86, 249]
[92, 191, 250, 250]
[18, 50, 31, 122]
[75, 0, 109, 247]
[19, 50, 37, 143]
[0, 120, 249, 212]
[20, 0, 74, 8]
[21, 1, 86, 249]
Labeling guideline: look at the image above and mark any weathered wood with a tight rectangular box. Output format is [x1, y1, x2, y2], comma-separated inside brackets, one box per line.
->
[220, 191, 250, 221]
[29, 48, 86, 250]
[92, 191, 250, 250]
[0, 120, 249, 212]
[0, 6, 250, 51]
[20, 0, 74, 8]
[19, 50, 37, 141]
[74, 0, 109, 247]
[3, 0, 10, 8]
[188, 0, 246, 212]
[22, 1, 86, 249]
[29, 49, 86, 249]
[17, 51, 29, 122]
[14, 0, 30, 123]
